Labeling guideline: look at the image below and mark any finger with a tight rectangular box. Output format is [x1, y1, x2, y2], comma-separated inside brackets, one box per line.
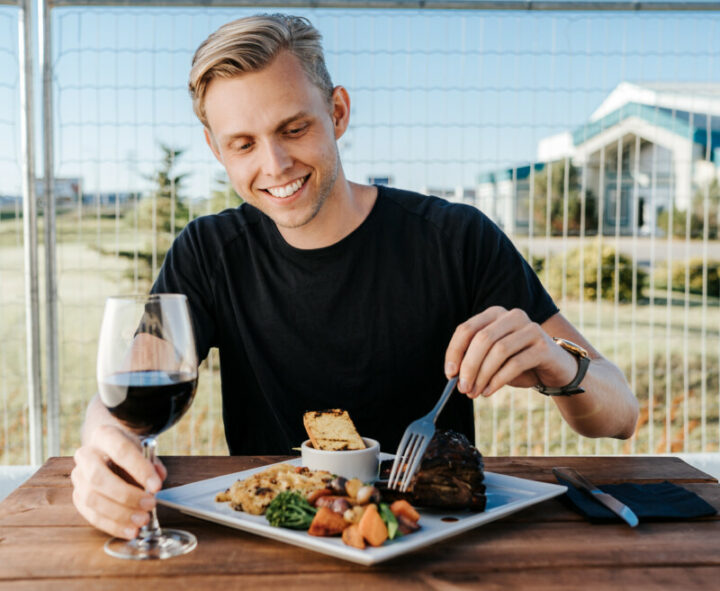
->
[478, 346, 542, 398]
[444, 306, 506, 379]
[74, 446, 156, 510]
[88, 424, 163, 492]
[471, 323, 539, 396]
[458, 309, 530, 394]
[154, 457, 168, 481]
[71, 464, 150, 539]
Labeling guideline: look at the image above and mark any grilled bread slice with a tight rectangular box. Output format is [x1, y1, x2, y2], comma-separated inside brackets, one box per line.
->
[303, 409, 366, 451]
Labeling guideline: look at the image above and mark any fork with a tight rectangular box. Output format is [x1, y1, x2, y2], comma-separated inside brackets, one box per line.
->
[387, 376, 459, 492]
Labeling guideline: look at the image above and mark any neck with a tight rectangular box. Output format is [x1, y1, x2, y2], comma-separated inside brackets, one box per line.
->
[276, 177, 378, 250]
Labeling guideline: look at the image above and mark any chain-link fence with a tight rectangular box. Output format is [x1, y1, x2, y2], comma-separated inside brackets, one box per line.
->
[3, 1, 720, 464]
[0, 2, 30, 465]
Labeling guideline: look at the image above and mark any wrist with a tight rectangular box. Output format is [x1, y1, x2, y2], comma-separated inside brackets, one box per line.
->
[535, 338, 590, 396]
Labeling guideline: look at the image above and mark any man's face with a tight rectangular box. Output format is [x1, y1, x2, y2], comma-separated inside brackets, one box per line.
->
[203, 51, 347, 232]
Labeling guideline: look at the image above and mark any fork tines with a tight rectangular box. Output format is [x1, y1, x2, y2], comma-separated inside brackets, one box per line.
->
[387, 432, 430, 492]
[387, 376, 459, 492]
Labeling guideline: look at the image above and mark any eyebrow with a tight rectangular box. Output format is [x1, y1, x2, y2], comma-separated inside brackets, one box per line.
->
[221, 111, 311, 145]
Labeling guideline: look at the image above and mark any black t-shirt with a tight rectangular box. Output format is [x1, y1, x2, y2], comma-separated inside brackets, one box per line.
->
[152, 185, 558, 454]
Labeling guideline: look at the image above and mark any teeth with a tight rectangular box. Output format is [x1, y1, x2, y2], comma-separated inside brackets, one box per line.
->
[267, 177, 304, 198]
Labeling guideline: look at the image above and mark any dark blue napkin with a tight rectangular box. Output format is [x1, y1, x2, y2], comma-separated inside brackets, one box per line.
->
[555, 476, 717, 522]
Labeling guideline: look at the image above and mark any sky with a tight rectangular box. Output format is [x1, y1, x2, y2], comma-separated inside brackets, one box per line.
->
[1, 4, 719, 201]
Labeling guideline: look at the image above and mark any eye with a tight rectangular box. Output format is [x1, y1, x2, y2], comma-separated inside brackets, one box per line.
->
[285, 123, 309, 136]
[230, 139, 253, 152]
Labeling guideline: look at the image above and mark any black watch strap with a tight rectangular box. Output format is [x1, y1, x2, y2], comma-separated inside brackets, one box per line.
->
[534, 337, 590, 396]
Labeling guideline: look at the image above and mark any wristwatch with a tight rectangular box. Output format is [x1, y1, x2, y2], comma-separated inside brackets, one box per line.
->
[534, 337, 590, 396]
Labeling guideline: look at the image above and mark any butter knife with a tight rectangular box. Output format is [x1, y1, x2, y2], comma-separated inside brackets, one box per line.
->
[553, 467, 639, 527]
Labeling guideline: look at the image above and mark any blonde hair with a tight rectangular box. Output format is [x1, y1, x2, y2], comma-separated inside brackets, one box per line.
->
[189, 14, 334, 128]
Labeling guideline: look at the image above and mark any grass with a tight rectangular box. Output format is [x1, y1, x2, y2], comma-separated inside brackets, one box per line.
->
[2, 209, 720, 463]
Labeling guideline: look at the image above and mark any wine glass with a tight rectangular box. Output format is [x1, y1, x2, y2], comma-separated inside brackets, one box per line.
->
[97, 293, 199, 560]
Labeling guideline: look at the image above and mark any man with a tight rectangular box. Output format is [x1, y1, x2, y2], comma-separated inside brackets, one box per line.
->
[72, 14, 638, 540]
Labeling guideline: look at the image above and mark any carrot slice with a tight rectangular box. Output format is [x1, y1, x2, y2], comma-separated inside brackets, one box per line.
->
[358, 504, 388, 547]
[390, 499, 420, 523]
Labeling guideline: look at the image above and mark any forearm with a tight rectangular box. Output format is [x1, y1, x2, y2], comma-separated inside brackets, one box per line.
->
[552, 357, 639, 439]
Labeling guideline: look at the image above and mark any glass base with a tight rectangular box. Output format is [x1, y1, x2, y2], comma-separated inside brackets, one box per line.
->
[104, 529, 197, 560]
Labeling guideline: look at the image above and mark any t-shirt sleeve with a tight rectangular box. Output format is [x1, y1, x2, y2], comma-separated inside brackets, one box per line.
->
[465, 210, 558, 324]
[150, 222, 217, 363]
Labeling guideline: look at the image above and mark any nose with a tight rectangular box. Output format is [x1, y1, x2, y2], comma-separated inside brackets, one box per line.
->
[260, 139, 293, 177]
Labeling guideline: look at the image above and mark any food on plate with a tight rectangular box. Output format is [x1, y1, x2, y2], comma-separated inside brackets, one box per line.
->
[358, 504, 388, 547]
[215, 463, 332, 514]
[341, 523, 365, 549]
[378, 429, 487, 511]
[264, 491, 317, 530]
[303, 408, 366, 451]
[308, 506, 349, 537]
[216, 460, 421, 550]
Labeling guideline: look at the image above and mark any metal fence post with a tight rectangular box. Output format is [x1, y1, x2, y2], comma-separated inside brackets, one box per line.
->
[40, 0, 59, 458]
[18, 0, 43, 465]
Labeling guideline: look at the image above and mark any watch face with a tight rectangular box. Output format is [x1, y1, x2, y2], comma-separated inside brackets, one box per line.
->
[553, 337, 589, 359]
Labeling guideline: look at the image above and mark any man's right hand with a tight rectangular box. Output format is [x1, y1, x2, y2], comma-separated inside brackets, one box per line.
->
[71, 422, 167, 539]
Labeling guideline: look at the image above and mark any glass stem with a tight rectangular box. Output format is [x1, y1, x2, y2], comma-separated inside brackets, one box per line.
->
[138, 437, 162, 540]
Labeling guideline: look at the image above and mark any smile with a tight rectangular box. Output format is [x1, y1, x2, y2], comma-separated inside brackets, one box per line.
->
[263, 175, 309, 199]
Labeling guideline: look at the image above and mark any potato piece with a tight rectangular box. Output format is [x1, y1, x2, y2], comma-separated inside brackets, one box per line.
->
[345, 478, 364, 500]
[343, 505, 366, 524]
[308, 506, 350, 537]
[341, 523, 366, 549]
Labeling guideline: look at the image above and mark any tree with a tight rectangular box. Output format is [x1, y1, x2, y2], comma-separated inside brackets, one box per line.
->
[118, 144, 191, 284]
[657, 179, 720, 240]
[531, 161, 598, 236]
[137, 144, 190, 234]
[207, 173, 243, 213]
[544, 242, 646, 303]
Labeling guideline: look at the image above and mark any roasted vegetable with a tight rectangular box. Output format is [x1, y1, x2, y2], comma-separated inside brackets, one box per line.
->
[396, 514, 421, 535]
[345, 478, 364, 500]
[358, 504, 388, 547]
[356, 485, 381, 505]
[308, 506, 350, 536]
[378, 503, 401, 540]
[390, 499, 420, 523]
[329, 476, 348, 494]
[315, 495, 351, 515]
[341, 523, 366, 549]
[265, 491, 317, 530]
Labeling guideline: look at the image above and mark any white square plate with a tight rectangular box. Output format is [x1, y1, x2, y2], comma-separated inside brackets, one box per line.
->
[156, 454, 567, 566]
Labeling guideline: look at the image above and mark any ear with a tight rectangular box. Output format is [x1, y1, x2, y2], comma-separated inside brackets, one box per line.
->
[330, 86, 351, 140]
[204, 127, 223, 164]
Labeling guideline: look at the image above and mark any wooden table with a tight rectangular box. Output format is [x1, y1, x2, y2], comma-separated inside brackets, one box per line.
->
[1, 456, 719, 589]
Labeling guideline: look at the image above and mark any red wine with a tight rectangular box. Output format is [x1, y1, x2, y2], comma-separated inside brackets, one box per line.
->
[99, 370, 197, 436]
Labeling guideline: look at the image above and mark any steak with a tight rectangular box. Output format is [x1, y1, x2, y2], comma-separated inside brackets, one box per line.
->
[378, 430, 486, 511]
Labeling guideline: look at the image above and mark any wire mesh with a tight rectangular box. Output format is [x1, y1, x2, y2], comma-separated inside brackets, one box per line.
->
[0, 5, 29, 464]
[2, 3, 720, 463]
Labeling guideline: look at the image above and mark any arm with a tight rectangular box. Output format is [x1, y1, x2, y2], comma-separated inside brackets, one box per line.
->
[444, 307, 639, 439]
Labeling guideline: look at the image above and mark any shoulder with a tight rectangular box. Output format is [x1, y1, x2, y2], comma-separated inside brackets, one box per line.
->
[177, 203, 262, 253]
[378, 185, 500, 241]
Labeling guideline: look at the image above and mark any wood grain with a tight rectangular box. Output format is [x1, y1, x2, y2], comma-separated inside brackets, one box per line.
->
[1, 455, 719, 590]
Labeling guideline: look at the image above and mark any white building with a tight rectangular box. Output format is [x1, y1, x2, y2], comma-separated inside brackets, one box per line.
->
[480, 82, 720, 236]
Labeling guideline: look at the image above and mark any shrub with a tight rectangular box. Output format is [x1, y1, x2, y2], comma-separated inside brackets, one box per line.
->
[653, 258, 720, 298]
[543, 242, 646, 302]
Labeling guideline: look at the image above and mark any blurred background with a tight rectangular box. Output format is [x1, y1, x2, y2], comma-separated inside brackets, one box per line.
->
[1, 1, 720, 472]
